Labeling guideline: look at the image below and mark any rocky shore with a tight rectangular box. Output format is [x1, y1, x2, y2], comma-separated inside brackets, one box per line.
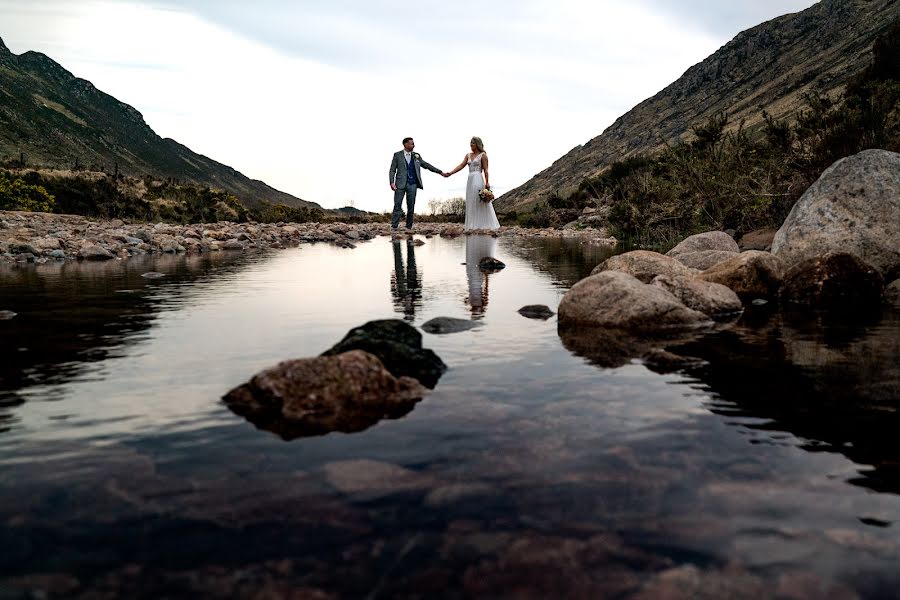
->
[0, 212, 617, 264]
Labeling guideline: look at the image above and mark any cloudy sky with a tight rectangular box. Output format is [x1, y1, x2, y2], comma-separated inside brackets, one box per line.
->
[1, 0, 817, 212]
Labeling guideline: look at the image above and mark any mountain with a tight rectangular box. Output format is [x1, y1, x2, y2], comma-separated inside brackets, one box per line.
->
[0, 37, 319, 209]
[497, 0, 900, 212]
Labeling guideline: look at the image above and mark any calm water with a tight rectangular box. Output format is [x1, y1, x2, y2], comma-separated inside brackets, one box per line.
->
[1, 234, 899, 599]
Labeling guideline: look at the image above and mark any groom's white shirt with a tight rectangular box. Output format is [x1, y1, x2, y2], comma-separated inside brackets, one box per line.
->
[404, 151, 412, 164]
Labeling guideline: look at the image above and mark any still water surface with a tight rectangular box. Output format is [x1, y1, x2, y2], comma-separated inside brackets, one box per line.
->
[1, 235, 898, 598]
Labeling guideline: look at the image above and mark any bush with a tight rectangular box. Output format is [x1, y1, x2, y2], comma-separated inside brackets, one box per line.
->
[0, 173, 56, 212]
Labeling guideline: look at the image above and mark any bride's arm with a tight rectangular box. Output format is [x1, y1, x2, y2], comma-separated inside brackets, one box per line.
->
[447, 155, 468, 176]
[482, 153, 490, 188]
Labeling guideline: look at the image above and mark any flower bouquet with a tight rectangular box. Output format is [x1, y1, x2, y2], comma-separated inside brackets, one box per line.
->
[478, 187, 494, 202]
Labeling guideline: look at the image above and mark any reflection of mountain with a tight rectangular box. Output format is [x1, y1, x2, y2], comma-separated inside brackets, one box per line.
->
[390, 241, 422, 321]
[0, 253, 265, 401]
[503, 237, 619, 288]
[668, 309, 900, 494]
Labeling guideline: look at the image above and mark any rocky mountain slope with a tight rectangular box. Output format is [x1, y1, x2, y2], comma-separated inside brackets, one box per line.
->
[498, 0, 900, 212]
[0, 37, 318, 209]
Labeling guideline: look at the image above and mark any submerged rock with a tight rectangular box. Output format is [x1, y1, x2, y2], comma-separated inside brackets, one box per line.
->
[140, 271, 165, 279]
[782, 251, 884, 307]
[478, 256, 506, 271]
[0, 310, 17, 320]
[772, 149, 900, 279]
[322, 319, 446, 388]
[222, 350, 428, 440]
[421, 317, 483, 334]
[517, 305, 555, 320]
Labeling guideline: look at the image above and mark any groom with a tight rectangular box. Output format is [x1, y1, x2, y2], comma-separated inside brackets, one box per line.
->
[389, 137, 446, 229]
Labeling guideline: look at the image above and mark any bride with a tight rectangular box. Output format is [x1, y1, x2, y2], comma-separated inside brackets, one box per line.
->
[445, 136, 500, 231]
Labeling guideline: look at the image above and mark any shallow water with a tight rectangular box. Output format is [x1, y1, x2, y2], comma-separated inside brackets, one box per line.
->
[1, 234, 898, 599]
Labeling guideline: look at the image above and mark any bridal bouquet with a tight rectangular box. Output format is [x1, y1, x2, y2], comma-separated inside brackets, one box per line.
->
[479, 187, 494, 202]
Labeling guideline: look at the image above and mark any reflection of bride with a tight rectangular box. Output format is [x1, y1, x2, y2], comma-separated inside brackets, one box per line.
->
[465, 235, 498, 317]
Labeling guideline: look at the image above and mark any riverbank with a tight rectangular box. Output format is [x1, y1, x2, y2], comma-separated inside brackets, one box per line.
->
[0, 210, 617, 264]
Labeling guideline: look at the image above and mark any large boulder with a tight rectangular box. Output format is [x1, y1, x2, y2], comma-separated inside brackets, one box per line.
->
[222, 350, 428, 440]
[558, 271, 711, 331]
[322, 319, 446, 388]
[651, 274, 743, 319]
[699, 251, 785, 300]
[738, 228, 777, 251]
[666, 231, 739, 259]
[781, 252, 884, 307]
[771, 149, 900, 280]
[591, 250, 697, 283]
[673, 250, 738, 271]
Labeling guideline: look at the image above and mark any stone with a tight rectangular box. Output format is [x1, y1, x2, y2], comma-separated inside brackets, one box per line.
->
[887, 280, 900, 307]
[222, 239, 244, 250]
[478, 257, 506, 271]
[77, 244, 114, 261]
[141, 272, 165, 279]
[49, 249, 66, 259]
[0, 310, 17, 320]
[699, 250, 785, 299]
[782, 251, 884, 307]
[322, 319, 446, 388]
[134, 229, 152, 243]
[323, 459, 432, 500]
[667, 231, 739, 259]
[517, 304, 555, 320]
[673, 249, 738, 271]
[558, 271, 712, 331]
[738, 228, 777, 251]
[651, 274, 743, 319]
[772, 149, 900, 279]
[440, 225, 464, 237]
[421, 317, 483, 334]
[222, 350, 428, 439]
[591, 250, 697, 283]
[8, 242, 38, 255]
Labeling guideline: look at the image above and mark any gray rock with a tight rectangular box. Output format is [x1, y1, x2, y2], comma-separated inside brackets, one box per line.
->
[124, 236, 143, 245]
[782, 251, 884, 307]
[666, 231, 739, 259]
[699, 251, 785, 300]
[772, 149, 900, 279]
[558, 271, 712, 331]
[518, 305, 555, 320]
[421, 317, 483, 334]
[323, 459, 432, 501]
[0, 310, 17, 320]
[478, 257, 506, 271]
[49, 249, 66, 259]
[8, 242, 38, 255]
[591, 250, 697, 283]
[651, 274, 743, 319]
[77, 245, 114, 261]
[134, 229, 152, 243]
[222, 239, 244, 250]
[673, 249, 738, 271]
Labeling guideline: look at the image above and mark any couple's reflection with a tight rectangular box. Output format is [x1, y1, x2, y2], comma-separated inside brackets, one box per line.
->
[391, 239, 422, 321]
[466, 235, 500, 318]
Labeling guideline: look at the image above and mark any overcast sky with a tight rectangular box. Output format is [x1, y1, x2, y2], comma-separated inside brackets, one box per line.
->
[1, 0, 818, 212]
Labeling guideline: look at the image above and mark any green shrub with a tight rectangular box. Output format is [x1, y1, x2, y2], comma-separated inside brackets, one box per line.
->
[0, 173, 55, 211]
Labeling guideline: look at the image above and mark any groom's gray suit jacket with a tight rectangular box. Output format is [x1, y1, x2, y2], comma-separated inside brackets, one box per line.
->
[389, 150, 441, 190]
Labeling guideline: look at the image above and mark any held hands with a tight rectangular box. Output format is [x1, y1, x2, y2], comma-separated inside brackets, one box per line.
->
[441, 172, 450, 178]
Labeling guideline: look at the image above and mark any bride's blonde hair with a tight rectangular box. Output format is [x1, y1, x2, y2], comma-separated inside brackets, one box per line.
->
[471, 136, 485, 152]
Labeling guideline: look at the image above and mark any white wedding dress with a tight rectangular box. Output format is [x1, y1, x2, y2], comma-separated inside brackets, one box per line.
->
[464, 153, 500, 231]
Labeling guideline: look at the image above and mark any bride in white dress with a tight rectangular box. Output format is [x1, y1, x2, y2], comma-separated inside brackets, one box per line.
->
[445, 136, 500, 231]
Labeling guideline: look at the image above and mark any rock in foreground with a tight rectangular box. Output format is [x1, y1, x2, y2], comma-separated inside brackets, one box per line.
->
[222, 350, 428, 440]
[591, 250, 697, 283]
[782, 252, 884, 307]
[699, 251, 785, 300]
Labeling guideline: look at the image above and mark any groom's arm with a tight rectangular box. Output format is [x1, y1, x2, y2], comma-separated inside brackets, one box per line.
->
[419, 158, 442, 174]
[388, 153, 399, 188]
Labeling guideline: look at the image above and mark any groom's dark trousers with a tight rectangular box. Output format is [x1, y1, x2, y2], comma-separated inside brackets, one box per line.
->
[392, 183, 417, 229]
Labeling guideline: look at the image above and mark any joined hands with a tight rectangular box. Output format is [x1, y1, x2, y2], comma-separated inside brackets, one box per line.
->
[441, 172, 450, 178]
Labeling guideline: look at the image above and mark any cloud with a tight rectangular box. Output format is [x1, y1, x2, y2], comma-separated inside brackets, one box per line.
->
[632, 0, 819, 36]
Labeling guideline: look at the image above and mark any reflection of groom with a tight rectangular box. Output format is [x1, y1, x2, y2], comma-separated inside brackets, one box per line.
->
[391, 240, 421, 321]
[389, 137, 445, 230]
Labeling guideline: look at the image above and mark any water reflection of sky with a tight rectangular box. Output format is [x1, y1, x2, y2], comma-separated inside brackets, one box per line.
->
[1, 235, 899, 597]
